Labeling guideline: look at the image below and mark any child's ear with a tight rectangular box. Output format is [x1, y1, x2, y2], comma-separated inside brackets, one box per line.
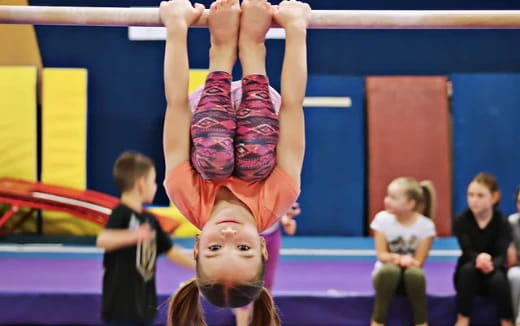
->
[136, 176, 146, 191]
[193, 234, 200, 259]
[492, 191, 501, 206]
[260, 236, 268, 260]
[407, 199, 416, 211]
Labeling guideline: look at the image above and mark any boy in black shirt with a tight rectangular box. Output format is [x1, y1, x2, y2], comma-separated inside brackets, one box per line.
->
[97, 151, 195, 326]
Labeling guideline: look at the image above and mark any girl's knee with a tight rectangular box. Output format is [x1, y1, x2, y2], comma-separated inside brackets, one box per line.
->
[191, 150, 234, 180]
[234, 152, 276, 182]
[404, 266, 425, 277]
[404, 267, 426, 285]
[375, 264, 401, 281]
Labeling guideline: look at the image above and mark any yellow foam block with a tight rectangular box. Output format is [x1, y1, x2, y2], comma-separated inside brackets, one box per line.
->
[41, 68, 97, 235]
[0, 1, 42, 70]
[42, 213, 102, 235]
[41, 68, 87, 189]
[0, 66, 37, 181]
[189, 69, 208, 93]
[149, 205, 200, 237]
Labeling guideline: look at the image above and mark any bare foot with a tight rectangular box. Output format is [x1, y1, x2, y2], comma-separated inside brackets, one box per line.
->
[238, 0, 272, 75]
[208, 0, 240, 47]
[454, 314, 469, 326]
[207, 0, 240, 72]
[239, 0, 273, 45]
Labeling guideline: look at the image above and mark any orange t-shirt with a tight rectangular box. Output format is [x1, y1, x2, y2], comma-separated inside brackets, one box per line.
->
[164, 162, 300, 232]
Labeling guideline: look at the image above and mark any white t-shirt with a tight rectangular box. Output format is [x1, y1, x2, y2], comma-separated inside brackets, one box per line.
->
[370, 210, 436, 274]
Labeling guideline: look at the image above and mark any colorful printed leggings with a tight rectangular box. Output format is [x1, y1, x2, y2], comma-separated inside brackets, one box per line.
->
[190, 71, 279, 181]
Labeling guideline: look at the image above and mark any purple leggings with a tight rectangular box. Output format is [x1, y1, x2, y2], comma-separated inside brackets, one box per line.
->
[190, 71, 279, 182]
[263, 228, 282, 292]
[235, 227, 281, 313]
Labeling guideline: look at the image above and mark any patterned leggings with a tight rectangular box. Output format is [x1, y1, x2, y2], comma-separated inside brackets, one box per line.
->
[190, 71, 279, 182]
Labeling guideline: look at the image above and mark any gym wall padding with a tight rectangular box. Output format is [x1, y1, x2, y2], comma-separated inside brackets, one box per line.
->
[0, 0, 42, 71]
[366, 77, 452, 236]
[33, 0, 520, 213]
[41, 68, 88, 189]
[0, 66, 38, 182]
[451, 74, 520, 216]
[41, 68, 98, 235]
[29, 0, 520, 237]
[297, 75, 365, 236]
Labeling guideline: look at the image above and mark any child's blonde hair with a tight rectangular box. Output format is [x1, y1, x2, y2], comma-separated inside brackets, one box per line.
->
[391, 177, 437, 219]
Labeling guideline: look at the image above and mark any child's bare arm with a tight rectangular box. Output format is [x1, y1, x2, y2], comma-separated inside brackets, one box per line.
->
[508, 244, 517, 268]
[374, 230, 400, 264]
[412, 236, 434, 267]
[96, 224, 153, 252]
[160, 1, 204, 174]
[273, 1, 311, 187]
[281, 202, 301, 235]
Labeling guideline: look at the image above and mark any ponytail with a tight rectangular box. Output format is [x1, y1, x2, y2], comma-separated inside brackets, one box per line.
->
[419, 180, 436, 219]
[251, 287, 281, 326]
[392, 177, 437, 219]
[168, 278, 207, 326]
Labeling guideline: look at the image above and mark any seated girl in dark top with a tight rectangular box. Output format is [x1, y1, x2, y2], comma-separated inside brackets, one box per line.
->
[454, 173, 513, 326]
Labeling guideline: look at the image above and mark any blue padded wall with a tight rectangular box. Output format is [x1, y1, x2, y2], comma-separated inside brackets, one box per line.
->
[297, 76, 365, 236]
[451, 74, 520, 216]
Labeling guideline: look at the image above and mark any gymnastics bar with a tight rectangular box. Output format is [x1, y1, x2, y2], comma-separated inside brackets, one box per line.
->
[1, 6, 520, 29]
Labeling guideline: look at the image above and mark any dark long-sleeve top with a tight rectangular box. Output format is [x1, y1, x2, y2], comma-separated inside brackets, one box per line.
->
[454, 208, 512, 271]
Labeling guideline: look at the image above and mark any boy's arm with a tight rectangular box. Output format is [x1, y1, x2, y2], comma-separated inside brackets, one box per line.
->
[160, 1, 203, 174]
[96, 229, 138, 252]
[165, 246, 196, 269]
[96, 224, 153, 252]
[274, 2, 311, 188]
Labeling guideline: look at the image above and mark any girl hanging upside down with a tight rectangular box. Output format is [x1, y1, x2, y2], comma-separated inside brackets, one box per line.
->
[159, 0, 311, 324]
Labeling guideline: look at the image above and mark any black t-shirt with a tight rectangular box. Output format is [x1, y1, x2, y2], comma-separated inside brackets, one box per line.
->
[101, 204, 173, 322]
[454, 208, 512, 278]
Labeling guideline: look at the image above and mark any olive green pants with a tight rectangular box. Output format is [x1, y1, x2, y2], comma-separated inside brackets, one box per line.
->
[372, 263, 427, 324]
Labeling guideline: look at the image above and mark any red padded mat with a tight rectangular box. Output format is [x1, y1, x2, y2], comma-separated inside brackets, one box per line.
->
[366, 76, 452, 236]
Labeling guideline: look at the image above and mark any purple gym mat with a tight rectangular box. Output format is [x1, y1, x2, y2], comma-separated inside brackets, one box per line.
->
[0, 257, 500, 326]
[0, 258, 456, 295]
